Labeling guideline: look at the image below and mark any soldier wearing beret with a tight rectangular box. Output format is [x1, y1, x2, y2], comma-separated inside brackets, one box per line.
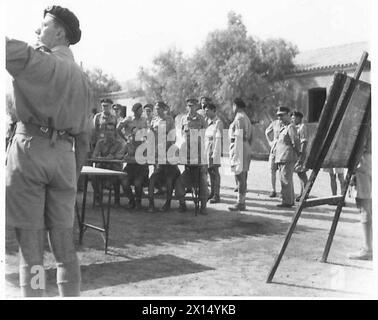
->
[180, 98, 209, 214]
[92, 98, 117, 150]
[6, 5, 90, 296]
[117, 102, 148, 143]
[274, 106, 300, 207]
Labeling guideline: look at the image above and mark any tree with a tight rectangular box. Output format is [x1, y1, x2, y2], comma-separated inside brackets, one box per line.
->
[84, 67, 122, 100]
[137, 11, 298, 123]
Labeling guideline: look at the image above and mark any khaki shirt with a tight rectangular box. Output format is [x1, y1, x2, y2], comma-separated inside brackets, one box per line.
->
[205, 116, 224, 166]
[92, 138, 125, 160]
[265, 119, 282, 155]
[275, 123, 300, 163]
[117, 115, 148, 139]
[180, 112, 207, 164]
[93, 112, 117, 142]
[229, 111, 253, 173]
[6, 38, 91, 135]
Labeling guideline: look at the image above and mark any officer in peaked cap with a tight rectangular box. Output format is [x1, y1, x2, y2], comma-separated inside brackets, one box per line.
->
[93, 98, 117, 148]
[6, 5, 90, 296]
[276, 106, 290, 115]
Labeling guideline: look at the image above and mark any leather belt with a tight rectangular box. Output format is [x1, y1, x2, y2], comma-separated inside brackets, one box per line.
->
[15, 122, 74, 145]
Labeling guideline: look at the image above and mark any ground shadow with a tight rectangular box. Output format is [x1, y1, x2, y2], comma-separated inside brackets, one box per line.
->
[219, 199, 360, 224]
[6, 254, 214, 294]
[72, 204, 321, 252]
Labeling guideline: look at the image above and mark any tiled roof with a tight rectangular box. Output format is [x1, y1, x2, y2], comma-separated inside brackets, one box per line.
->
[291, 41, 370, 74]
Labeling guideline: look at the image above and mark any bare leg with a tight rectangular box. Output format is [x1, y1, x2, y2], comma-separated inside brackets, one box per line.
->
[48, 228, 81, 297]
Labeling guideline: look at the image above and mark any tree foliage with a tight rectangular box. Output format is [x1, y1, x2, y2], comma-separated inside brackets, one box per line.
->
[84, 67, 122, 100]
[137, 11, 298, 124]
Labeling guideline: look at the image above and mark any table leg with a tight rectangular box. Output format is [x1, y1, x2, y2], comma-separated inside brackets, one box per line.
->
[79, 175, 89, 244]
[104, 187, 112, 254]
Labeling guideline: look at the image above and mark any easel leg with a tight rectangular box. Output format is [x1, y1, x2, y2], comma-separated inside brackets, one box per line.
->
[267, 170, 317, 283]
[321, 171, 352, 262]
[266, 204, 306, 283]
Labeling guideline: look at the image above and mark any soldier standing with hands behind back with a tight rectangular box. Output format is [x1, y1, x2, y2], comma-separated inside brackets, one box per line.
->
[6, 5, 91, 296]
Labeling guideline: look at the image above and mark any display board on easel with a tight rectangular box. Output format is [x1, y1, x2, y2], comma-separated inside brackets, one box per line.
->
[266, 52, 371, 283]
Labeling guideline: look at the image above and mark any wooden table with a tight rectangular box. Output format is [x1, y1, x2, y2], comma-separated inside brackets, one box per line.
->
[76, 166, 126, 253]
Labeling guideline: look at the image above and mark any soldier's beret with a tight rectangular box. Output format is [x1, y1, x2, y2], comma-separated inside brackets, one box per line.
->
[186, 98, 198, 104]
[291, 110, 304, 118]
[276, 106, 290, 115]
[204, 103, 216, 111]
[143, 103, 154, 110]
[155, 101, 167, 108]
[233, 98, 246, 109]
[100, 98, 113, 104]
[200, 96, 212, 102]
[44, 5, 81, 45]
[132, 103, 143, 112]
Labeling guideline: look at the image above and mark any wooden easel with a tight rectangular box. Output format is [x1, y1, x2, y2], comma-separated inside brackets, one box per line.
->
[267, 52, 371, 283]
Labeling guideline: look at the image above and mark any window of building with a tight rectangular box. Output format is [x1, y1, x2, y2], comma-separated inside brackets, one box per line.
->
[308, 87, 327, 122]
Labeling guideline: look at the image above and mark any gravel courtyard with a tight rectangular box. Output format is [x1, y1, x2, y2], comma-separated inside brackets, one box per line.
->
[5, 160, 376, 298]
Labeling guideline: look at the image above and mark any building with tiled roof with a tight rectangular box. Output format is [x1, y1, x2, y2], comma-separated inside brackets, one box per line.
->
[252, 42, 371, 158]
[288, 41, 370, 77]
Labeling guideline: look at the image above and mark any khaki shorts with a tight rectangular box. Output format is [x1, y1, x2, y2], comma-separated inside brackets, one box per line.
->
[6, 133, 76, 230]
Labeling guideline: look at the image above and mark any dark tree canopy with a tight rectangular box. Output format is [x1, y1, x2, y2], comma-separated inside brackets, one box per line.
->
[137, 11, 299, 124]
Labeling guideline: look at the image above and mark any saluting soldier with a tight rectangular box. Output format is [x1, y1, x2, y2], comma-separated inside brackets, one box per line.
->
[204, 103, 224, 204]
[228, 98, 253, 211]
[6, 5, 91, 296]
[180, 98, 209, 215]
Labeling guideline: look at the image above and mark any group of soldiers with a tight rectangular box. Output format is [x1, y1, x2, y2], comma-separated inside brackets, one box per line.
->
[6, 4, 371, 298]
[90, 96, 235, 215]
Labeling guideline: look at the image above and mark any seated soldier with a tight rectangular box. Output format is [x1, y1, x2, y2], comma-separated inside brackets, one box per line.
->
[91, 123, 124, 205]
[120, 131, 149, 210]
[147, 101, 186, 212]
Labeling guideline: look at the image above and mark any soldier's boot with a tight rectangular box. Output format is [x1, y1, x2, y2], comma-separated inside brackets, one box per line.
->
[199, 201, 207, 215]
[127, 197, 136, 209]
[147, 199, 155, 213]
[178, 199, 187, 213]
[228, 203, 246, 211]
[228, 194, 246, 211]
[135, 198, 142, 211]
[160, 200, 171, 212]
[209, 195, 220, 204]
